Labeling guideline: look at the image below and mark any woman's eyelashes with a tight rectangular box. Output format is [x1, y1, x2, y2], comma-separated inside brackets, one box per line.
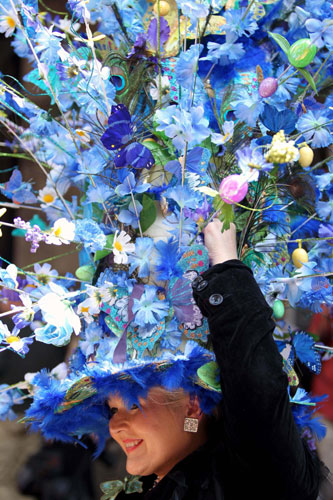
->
[107, 403, 138, 418]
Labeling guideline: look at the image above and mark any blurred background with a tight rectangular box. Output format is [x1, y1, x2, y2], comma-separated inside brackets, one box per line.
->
[0, 1, 332, 499]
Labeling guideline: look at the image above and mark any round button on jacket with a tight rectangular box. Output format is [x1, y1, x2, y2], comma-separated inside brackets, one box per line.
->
[191, 276, 203, 289]
[208, 294, 223, 306]
[196, 280, 208, 292]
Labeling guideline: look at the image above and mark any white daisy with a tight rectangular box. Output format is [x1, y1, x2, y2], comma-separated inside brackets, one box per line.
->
[46, 218, 75, 245]
[112, 230, 135, 264]
[38, 186, 57, 205]
[0, 11, 19, 38]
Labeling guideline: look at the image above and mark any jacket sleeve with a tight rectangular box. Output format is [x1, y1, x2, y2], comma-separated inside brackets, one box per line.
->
[192, 259, 320, 500]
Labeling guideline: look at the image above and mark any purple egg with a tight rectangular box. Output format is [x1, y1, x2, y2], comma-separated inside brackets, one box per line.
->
[259, 77, 278, 98]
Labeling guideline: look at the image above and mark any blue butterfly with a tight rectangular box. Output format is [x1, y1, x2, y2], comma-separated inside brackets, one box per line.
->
[100, 104, 154, 170]
[165, 147, 209, 180]
[276, 331, 322, 374]
[0, 169, 37, 205]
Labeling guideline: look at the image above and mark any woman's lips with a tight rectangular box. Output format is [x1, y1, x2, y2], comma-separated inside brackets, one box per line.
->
[123, 439, 143, 453]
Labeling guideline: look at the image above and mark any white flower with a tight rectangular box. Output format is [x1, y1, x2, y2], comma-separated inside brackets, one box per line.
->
[46, 218, 75, 245]
[75, 127, 91, 143]
[77, 285, 103, 322]
[38, 186, 57, 205]
[0, 11, 19, 37]
[112, 230, 135, 264]
[38, 282, 81, 335]
[149, 75, 171, 104]
[57, 19, 80, 33]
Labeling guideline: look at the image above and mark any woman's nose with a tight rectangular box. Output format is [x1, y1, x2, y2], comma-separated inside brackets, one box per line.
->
[108, 410, 129, 436]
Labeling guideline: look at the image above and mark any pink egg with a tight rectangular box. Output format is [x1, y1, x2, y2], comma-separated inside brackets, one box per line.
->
[259, 77, 278, 98]
[219, 174, 248, 204]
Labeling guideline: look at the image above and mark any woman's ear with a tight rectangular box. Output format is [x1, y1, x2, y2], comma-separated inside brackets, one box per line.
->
[185, 395, 203, 420]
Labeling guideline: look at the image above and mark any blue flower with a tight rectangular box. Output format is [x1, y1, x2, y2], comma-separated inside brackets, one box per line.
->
[78, 146, 109, 176]
[154, 238, 182, 281]
[129, 238, 154, 278]
[179, 1, 209, 22]
[223, 8, 258, 38]
[165, 184, 200, 209]
[75, 219, 107, 252]
[115, 172, 150, 197]
[34, 322, 73, 347]
[84, 178, 114, 205]
[231, 88, 264, 127]
[160, 318, 182, 350]
[132, 286, 169, 326]
[305, 18, 333, 49]
[155, 105, 210, 151]
[314, 161, 333, 190]
[202, 35, 245, 66]
[297, 110, 333, 148]
[316, 200, 333, 223]
[79, 323, 104, 357]
[118, 200, 143, 228]
[175, 44, 203, 90]
[236, 147, 273, 181]
[34, 26, 65, 64]
[0, 385, 22, 421]
[269, 67, 299, 106]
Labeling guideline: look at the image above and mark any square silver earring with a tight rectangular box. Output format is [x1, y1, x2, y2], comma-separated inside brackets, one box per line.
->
[184, 417, 199, 433]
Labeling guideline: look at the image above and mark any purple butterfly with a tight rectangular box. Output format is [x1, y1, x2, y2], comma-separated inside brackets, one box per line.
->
[1, 170, 37, 205]
[100, 104, 154, 170]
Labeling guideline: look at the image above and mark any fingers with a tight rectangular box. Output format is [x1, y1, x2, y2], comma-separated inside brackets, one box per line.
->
[203, 220, 238, 265]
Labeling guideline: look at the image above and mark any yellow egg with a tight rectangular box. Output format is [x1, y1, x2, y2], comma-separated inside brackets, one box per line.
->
[153, 0, 170, 16]
[292, 247, 308, 268]
[299, 146, 314, 168]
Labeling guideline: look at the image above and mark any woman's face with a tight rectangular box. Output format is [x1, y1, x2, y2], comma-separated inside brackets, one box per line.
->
[108, 388, 205, 479]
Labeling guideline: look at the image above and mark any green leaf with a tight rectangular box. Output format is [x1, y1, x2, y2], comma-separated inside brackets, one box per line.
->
[218, 202, 234, 231]
[212, 194, 224, 212]
[140, 194, 157, 232]
[142, 139, 172, 166]
[268, 32, 290, 55]
[297, 68, 318, 94]
[94, 234, 114, 262]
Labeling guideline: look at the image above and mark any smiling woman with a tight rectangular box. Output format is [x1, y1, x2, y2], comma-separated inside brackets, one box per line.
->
[108, 387, 206, 480]
[92, 221, 323, 500]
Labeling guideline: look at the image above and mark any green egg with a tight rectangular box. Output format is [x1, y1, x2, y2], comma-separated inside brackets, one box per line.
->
[288, 39, 317, 68]
[75, 264, 95, 281]
[273, 299, 285, 319]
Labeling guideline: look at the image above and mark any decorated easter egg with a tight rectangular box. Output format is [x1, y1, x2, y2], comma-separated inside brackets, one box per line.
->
[288, 39, 317, 68]
[219, 174, 248, 204]
[273, 299, 285, 319]
[292, 247, 308, 268]
[299, 146, 314, 168]
[259, 77, 278, 98]
[153, 1, 170, 16]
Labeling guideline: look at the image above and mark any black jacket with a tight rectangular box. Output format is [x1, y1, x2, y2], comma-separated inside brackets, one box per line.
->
[121, 260, 321, 500]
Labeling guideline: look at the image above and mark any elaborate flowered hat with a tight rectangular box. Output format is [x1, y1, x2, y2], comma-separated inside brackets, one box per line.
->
[0, 0, 332, 453]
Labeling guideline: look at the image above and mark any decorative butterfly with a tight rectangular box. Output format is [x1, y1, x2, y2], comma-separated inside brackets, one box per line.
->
[167, 245, 210, 341]
[0, 169, 37, 205]
[100, 476, 143, 500]
[165, 147, 210, 184]
[100, 104, 154, 170]
[277, 331, 322, 375]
